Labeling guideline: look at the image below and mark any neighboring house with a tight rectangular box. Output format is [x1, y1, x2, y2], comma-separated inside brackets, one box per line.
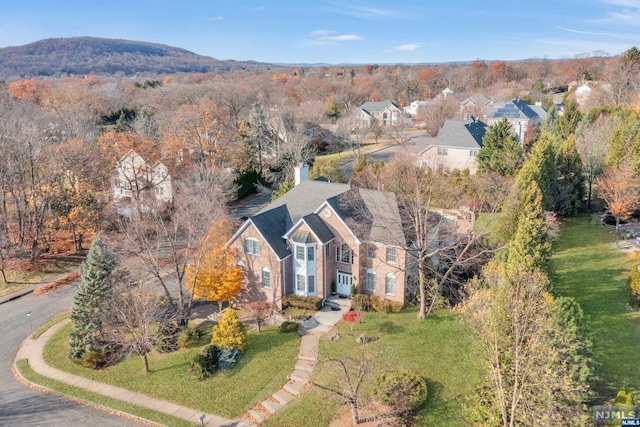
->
[482, 98, 546, 142]
[575, 83, 592, 108]
[435, 87, 454, 99]
[355, 100, 402, 128]
[228, 167, 412, 308]
[409, 119, 487, 173]
[112, 149, 172, 218]
[403, 100, 428, 117]
[460, 94, 495, 119]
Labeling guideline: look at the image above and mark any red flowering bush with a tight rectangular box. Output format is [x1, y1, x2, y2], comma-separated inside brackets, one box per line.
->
[342, 310, 361, 323]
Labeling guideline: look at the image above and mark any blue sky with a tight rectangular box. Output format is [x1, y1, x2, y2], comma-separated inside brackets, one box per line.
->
[0, 1, 639, 64]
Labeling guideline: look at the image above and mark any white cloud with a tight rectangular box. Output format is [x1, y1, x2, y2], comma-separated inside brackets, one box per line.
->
[396, 43, 420, 51]
[310, 30, 333, 36]
[342, 5, 414, 20]
[319, 34, 363, 41]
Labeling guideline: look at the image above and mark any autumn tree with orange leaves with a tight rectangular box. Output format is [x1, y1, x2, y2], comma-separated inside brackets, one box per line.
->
[186, 218, 242, 312]
[596, 163, 640, 235]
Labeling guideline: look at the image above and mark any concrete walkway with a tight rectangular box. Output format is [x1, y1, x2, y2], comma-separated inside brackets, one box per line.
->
[14, 319, 253, 427]
[244, 296, 351, 425]
[13, 296, 351, 427]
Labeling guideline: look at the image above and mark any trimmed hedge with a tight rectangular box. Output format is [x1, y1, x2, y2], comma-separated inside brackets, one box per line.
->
[352, 294, 404, 313]
[281, 294, 322, 311]
[278, 321, 299, 333]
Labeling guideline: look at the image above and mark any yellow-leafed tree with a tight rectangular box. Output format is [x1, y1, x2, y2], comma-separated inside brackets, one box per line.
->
[186, 218, 242, 312]
[211, 308, 247, 352]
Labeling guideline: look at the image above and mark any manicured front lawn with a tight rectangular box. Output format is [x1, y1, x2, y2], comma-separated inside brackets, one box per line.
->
[264, 309, 484, 427]
[43, 322, 300, 418]
[551, 215, 640, 401]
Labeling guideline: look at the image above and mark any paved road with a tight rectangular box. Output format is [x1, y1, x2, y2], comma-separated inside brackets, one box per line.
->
[339, 143, 411, 178]
[0, 285, 143, 427]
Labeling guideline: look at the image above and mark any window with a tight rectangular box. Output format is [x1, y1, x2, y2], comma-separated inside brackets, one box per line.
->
[385, 273, 396, 295]
[307, 246, 314, 261]
[367, 244, 377, 260]
[391, 111, 398, 126]
[308, 276, 315, 293]
[325, 244, 330, 259]
[296, 274, 305, 292]
[296, 245, 305, 260]
[383, 112, 388, 125]
[469, 150, 478, 157]
[366, 269, 376, 291]
[437, 147, 448, 156]
[336, 243, 353, 264]
[244, 238, 260, 255]
[261, 267, 270, 288]
[386, 247, 397, 263]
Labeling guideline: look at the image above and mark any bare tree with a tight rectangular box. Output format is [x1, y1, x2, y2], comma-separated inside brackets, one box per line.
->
[106, 285, 172, 373]
[575, 115, 611, 209]
[120, 164, 232, 326]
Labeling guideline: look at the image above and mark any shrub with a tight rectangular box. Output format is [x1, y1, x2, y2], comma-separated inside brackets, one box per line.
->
[80, 349, 105, 369]
[351, 283, 357, 296]
[281, 294, 322, 310]
[279, 321, 299, 333]
[389, 301, 404, 313]
[211, 309, 247, 352]
[370, 295, 391, 313]
[627, 264, 640, 308]
[351, 294, 370, 311]
[177, 326, 202, 348]
[613, 386, 635, 405]
[374, 371, 428, 413]
[154, 322, 179, 352]
[217, 347, 241, 370]
[187, 345, 218, 380]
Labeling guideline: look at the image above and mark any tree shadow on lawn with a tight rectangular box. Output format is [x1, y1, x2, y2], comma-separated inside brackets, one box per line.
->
[377, 320, 404, 334]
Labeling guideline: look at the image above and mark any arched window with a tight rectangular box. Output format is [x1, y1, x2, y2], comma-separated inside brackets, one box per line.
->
[385, 273, 396, 295]
[261, 267, 271, 288]
[366, 269, 376, 291]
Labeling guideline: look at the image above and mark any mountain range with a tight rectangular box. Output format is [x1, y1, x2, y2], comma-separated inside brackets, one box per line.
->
[0, 37, 269, 79]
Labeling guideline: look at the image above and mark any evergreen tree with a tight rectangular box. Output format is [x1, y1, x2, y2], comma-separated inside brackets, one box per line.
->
[540, 104, 558, 134]
[211, 308, 247, 352]
[477, 117, 522, 176]
[556, 99, 583, 141]
[326, 99, 342, 123]
[516, 131, 558, 211]
[69, 234, 118, 359]
[249, 101, 276, 172]
[507, 181, 551, 273]
[556, 135, 585, 215]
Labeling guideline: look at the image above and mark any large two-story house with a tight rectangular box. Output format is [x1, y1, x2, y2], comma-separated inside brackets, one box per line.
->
[112, 149, 172, 218]
[355, 100, 403, 129]
[482, 98, 546, 142]
[227, 167, 409, 308]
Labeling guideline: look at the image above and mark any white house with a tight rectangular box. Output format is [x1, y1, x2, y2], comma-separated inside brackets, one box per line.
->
[112, 149, 172, 218]
[409, 119, 487, 174]
[403, 100, 428, 117]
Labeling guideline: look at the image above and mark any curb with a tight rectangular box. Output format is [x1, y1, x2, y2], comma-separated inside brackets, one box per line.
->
[0, 287, 36, 305]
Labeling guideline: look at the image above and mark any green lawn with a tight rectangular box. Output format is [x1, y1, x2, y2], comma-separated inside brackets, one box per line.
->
[551, 215, 640, 401]
[264, 309, 484, 427]
[43, 322, 300, 418]
[15, 359, 195, 427]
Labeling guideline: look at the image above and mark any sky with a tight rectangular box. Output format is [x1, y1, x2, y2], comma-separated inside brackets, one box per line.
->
[0, 0, 639, 64]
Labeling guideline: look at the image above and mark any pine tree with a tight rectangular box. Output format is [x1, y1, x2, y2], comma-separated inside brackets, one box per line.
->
[211, 308, 247, 352]
[477, 117, 522, 176]
[540, 104, 558, 134]
[516, 132, 558, 211]
[69, 234, 118, 359]
[556, 99, 582, 141]
[507, 181, 551, 273]
[556, 135, 585, 215]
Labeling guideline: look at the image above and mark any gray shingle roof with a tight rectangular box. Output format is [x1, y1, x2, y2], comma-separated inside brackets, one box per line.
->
[358, 100, 401, 115]
[461, 93, 495, 107]
[302, 214, 335, 244]
[484, 98, 546, 121]
[437, 119, 487, 149]
[251, 180, 350, 259]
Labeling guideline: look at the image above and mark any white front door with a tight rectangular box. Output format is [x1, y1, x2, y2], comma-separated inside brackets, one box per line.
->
[337, 272, 352, 296]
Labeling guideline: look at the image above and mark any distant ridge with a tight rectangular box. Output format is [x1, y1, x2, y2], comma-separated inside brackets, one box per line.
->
[0, 36, 268, 79]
